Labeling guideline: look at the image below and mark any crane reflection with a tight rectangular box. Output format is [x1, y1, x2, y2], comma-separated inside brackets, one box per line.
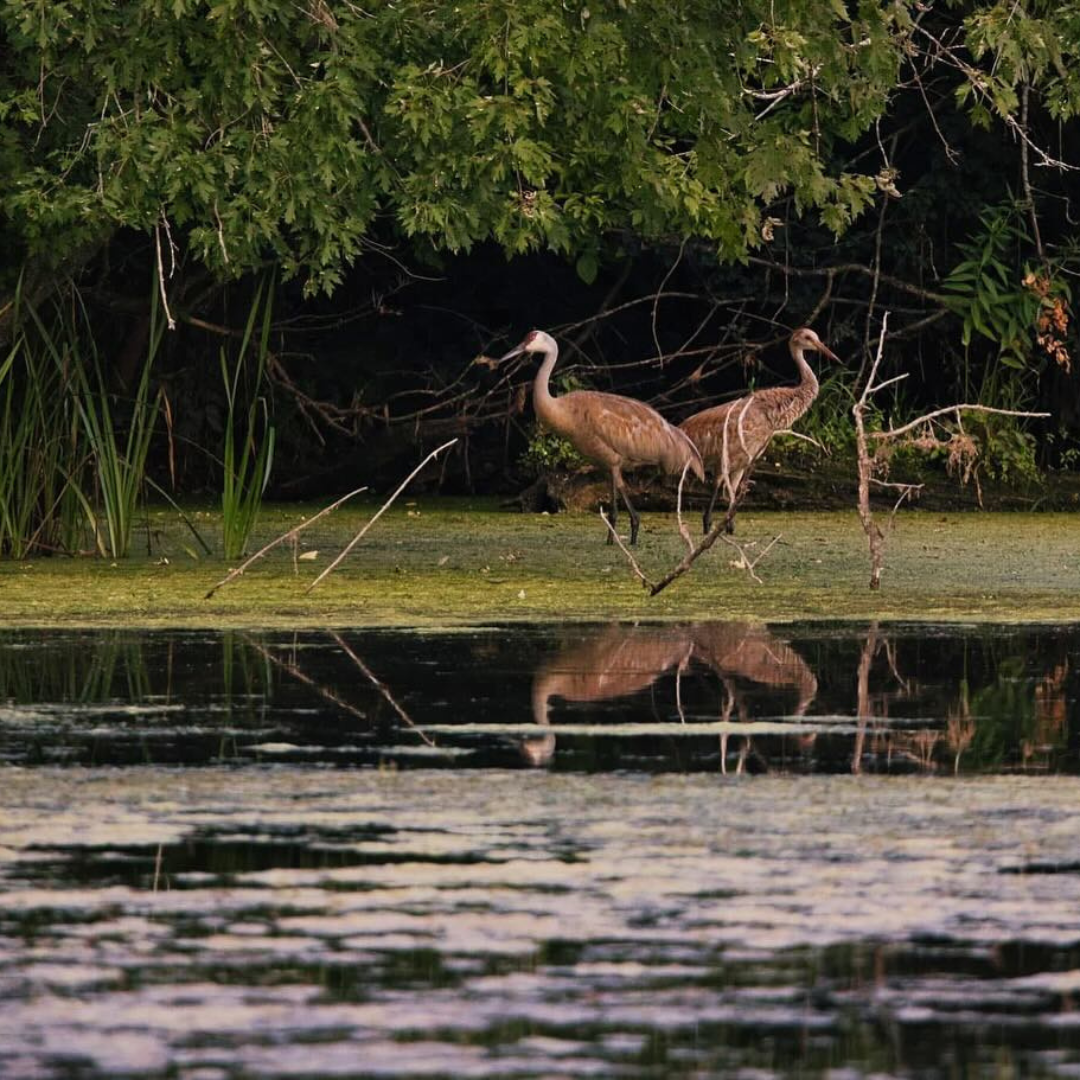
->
[527, 621, 818, 769]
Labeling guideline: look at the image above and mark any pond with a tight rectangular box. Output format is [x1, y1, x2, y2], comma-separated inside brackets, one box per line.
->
[1, 621, 1079, 1077]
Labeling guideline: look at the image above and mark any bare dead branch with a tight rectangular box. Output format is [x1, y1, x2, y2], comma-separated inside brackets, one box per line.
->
[648, 520, 780, 597]
[204, 485, 367, 599]
[719, 533, 782, 585]
[1020, 83, 1045, 260]
[154, 215, 177, 331]
[854, 313, 1049, 589]
[746, 256, 950, 305]
[868, 371, 910, 395]
[774, 428, 827, 453]
[675, 463, 695, 555]
[854, 316, 891, 590]
[601, 495, 781, 597]
[913, 23, 1079, 173]
[874, 404, 1049, 441]
[306, 438, 458, 593]
[871, 476, 925, 516]
[653, 239, 686, 367]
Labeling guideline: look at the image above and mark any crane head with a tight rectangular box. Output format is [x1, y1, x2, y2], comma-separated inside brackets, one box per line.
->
[790, 327, 840, 363]
[499, 329, 554, 362]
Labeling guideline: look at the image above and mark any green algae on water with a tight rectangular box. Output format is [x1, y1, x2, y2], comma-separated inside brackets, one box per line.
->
[1, 498, 1078, 628]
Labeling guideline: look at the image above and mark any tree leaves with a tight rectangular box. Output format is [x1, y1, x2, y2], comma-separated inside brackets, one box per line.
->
[3, 0, 1067, 294]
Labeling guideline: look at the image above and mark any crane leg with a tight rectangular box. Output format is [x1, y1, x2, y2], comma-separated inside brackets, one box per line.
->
[605, 473, 618, 544]
[612, 467, 640, 546]
[723, 469, 747, 534]
[702, 479, 722, 534]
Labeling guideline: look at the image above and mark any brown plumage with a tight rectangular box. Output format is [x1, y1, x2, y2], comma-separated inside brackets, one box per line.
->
[679, 327, 839, 534]
[501, 330, 704, 545]
[690, 621, 819, 773]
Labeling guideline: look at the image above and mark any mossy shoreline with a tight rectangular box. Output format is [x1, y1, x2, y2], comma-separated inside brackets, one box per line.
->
[1, 498, 1078, 629]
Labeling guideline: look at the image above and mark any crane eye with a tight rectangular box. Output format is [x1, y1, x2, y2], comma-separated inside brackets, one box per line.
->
[525, 330, 539, 344]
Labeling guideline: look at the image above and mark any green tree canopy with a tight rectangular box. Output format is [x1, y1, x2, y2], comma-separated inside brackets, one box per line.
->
[2, 0, 922, 296]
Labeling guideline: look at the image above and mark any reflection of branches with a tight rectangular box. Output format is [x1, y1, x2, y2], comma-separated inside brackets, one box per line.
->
[246, 634, 434, 747]
[854, 626, 959, 774]
[246, 637, 369, 723]
[854, 623, 920, 774]
[946, 694, 975, 776]
[853, 624, 877, 774]
[327, 631, 431, 746]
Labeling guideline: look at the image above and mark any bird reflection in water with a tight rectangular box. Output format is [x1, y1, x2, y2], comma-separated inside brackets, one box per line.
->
[690, 622, 818, 772]
[526, 621, 817, 769]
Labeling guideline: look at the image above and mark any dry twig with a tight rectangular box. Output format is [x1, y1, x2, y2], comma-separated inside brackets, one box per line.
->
[854, 314, 1048, 589]
[204, 485, 367, 599]
[306, 438, 458, 592]
[601, 464, 782, 596]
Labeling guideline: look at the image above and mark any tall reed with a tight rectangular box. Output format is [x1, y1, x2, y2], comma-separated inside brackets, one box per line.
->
[28, 287, 164, 558]
[221, 278, 276, 560]
[0, 309, 86, 558]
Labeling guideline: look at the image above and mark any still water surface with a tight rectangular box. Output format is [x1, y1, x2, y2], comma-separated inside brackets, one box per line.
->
[1, 622, 1079, 1077]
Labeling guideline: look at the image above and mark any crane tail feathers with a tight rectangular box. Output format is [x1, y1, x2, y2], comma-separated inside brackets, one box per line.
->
[669, 426, 705, 481]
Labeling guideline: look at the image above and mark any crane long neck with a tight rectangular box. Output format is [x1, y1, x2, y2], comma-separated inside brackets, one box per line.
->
[791, 343, 819, 400]
[533, 339, 559, 423]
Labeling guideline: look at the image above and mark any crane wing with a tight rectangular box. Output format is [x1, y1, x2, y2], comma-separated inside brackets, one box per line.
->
[590, 396, 704, 478]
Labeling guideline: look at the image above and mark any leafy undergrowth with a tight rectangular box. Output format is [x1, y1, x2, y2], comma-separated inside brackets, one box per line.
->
[2, 498, 1079, 628]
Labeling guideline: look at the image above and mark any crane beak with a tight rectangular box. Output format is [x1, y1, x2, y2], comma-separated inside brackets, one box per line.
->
[816, 342, 840, 363]
[498, 341, 527, 363]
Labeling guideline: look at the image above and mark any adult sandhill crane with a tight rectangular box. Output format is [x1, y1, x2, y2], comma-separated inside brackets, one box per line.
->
[500, 330, 705, 545]
[680, 327, 839, 534]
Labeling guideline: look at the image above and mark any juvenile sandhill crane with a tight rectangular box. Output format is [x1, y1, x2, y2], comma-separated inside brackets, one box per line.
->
[680, 327, 839, 534]
[500, 330, 705, 545]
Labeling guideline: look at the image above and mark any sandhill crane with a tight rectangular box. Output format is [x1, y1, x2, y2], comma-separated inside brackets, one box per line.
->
[680, 327, 839, 534]
[500, 330, 705, 545]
